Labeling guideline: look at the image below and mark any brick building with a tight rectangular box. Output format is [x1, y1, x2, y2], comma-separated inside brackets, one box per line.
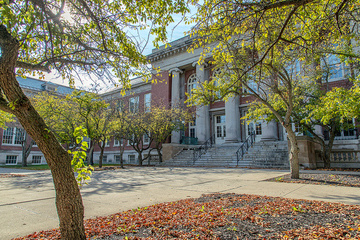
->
[0, 36, 359, 167]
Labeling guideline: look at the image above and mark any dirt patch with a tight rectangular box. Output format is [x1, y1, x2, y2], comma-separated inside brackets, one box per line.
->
[0, 174, 26, 178]
[266, 173, 360, 188]
[16, 193, 360, 239]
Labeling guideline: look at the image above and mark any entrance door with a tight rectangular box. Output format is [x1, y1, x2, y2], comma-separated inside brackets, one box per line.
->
[246, 121, 262, 142]
[214, 115, 226, 145]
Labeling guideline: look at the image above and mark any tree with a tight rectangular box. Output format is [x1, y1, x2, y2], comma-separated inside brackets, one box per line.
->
[148, 105, 193, 162]
[111, 104, 129, 168]
[94, 108, 113, 168]
[69, 91, 110, 166]
[33, 92, 80, 150]
[0, 0, 189, 238]
[123, 111, 153, 166]
[189, 0, 360, 179]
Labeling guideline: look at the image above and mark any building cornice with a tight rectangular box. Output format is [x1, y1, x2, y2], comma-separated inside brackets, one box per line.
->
[147, 36, 193, 62]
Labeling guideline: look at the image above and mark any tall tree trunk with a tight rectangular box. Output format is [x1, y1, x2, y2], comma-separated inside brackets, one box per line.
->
[138, 152, 143, 166]
[156, 145, 163, 163]
[87, 140, 95, 165]
[119, 142, 124, 169]
[325, 128, 336, 168]
[0, 25, 85, 239]
[285, 126, 300, 179]
[21, 132, 34, 167]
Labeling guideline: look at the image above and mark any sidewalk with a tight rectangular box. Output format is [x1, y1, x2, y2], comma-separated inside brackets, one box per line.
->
[1, 167, 359, 239]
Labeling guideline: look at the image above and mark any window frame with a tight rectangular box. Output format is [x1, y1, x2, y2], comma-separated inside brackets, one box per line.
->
[6, 155, 18, 165]
[187, 74, 198, 96]
[129, 96, 139, 113]
[32, 155, 42, 165]
[2, 127, 25, 146]
[144, 93, 151, 112]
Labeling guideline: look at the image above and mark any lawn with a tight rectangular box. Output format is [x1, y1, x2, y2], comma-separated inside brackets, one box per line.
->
[0, 163, 122, 171]
[0, 164, 50, 170]
[15, 193, 360, 239]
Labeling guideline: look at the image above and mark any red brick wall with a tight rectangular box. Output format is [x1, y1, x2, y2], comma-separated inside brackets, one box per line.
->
[151, 71, 171, 108]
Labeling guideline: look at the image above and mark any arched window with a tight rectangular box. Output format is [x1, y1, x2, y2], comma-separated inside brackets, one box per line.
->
[187, 74, 198, 96]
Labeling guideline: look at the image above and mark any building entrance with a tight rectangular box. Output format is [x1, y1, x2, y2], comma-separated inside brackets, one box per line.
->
[214, 115, 226, 145]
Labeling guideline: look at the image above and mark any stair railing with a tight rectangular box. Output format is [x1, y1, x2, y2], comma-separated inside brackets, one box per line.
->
[193, 136, 213, 164]
[236, 131, 256, 166]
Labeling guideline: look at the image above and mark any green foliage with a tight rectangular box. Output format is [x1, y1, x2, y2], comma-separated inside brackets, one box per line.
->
[68, 127, 93, 186]
[33, 90, 112, 150]
[0, 0, 190, 86]
[0, 110, 14, 128]
[310, 78, 360, 125]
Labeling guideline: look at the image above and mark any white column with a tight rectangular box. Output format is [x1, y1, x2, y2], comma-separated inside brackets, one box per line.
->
[261, 120, 278, 141]
[225, 96, 240, 143]
[193, 62, 210, 144]
[170, 68, 183, 107]
[314, 125, 324, 139]
[170, 68, 183, 144]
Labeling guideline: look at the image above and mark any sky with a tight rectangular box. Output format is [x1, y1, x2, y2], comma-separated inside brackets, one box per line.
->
[44, 7, 197, 91]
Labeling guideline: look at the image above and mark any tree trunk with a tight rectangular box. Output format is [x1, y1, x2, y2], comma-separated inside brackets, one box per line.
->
[98, 141, 105, 168]
[156, 146, 163, 163]
[0, 25, 86, 239]
[119, 143, 124, 169]
[285, 126, 300, 179]
[88, 140, 95, 165]
[22, 132, 34, 167]
[138, 152, 143, 166]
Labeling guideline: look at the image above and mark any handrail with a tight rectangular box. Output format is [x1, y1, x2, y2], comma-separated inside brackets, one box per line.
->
[193, 136, 213, 164]
[236, 131, 256, 166]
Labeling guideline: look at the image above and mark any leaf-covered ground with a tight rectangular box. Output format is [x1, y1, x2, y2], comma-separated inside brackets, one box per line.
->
[15, 193, 360, 240]
[267, 173, 360, 188]
[0, 174, 26, 178]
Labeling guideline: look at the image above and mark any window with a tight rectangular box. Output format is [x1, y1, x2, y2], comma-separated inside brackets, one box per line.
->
[187, 74, 198, 96]
[105, 140, 110, 147]
[115, 155, 121, 162]
[334, 119, 356, 140]
[144, 93, 151, 112]
[293, 122, 303, 136]
[2, 127, 25, 145]
[189, 118, 196, 138]
[128, 155, 135, 164]
[323, 54, 349, 81]
[129, 96, 139, 113]
[6, 155, 17, 165]
[117, 100, 124, 112]
[216, 115, 226, 124]
[102, 155, 107, 162]
[114, 138, 123, 146]
[247, 122, 262, 135]
[143, 133, 150, 145]
[255, 122, 262, 135]
[242, 80, 259, 94]
[32, 155, 42, 164]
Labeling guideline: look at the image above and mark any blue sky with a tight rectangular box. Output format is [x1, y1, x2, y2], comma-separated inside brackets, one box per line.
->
[45, 7, 197, 90]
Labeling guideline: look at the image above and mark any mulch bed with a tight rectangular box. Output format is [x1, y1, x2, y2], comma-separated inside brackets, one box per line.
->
[15, 193, 360, 240]
[266, 173, 360, 188]
[0, 174, 26, 178]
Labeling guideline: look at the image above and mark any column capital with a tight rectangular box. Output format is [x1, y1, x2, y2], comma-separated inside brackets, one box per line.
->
[192, 61, 209, 68]
[169, 68, 183, 75]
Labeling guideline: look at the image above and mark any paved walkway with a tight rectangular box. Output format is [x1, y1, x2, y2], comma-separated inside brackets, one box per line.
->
[1, 167, 360, 239]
